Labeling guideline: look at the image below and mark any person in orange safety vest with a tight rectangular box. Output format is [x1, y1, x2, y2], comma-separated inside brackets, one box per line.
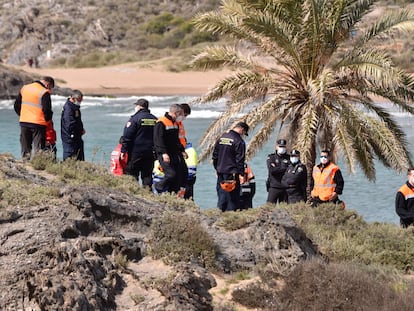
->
[395, 167, 414, 228]
[14, 76, 55, 159]
[310, 149, 344, 208]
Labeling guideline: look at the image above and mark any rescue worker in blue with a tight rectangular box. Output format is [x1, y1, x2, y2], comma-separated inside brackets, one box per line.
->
[395, 167, 414, 228]
[266, 139, 290, 204]
[282, 149, 307, 204]
[61, 90, 85, 161]
[153, 104, 187, 195]
[14, 76, 54, 159]
[120, 98, 157, 189]
[212, 122, 248, 212]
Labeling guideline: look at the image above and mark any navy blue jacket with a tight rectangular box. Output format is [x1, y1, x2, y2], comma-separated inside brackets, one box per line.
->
[266, 152, 290, 188]
[121, 108, 157, 156]
[212, 130, 246, 175]
[61, 99, 83, 143]
[282, 161, 307, 198]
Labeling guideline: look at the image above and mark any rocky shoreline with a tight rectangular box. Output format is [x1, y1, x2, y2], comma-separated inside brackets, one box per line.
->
[0, 155, 318, 310]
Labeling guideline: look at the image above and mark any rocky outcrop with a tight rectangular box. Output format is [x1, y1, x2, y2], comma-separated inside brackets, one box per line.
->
[0, 156, 319, 310]
[0, 64, 73, 99]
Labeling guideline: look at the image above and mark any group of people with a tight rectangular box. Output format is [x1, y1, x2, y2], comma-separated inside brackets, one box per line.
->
[112, 100, 197, 199]
[15, 77, 414, 228]
[212, 123, 346, 212]
[14, 76, 86, 162]
[266, 140, 344, 207]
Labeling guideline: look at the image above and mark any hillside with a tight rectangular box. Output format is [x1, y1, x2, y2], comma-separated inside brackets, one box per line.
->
[0, 0, 220, 68]
[1, 0, 413, 71]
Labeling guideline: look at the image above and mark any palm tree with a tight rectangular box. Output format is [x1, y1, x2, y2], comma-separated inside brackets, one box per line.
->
[191, 0, 414, 194]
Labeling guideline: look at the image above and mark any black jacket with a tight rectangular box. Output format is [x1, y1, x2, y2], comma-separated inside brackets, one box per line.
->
[212, 130, 245, 175]
[61, 99, 83, 143]
[266, 152, 290, 188]
[121, 108, 157, 156]
[282, 161, 307, 199]
[153, 113, 184, 156]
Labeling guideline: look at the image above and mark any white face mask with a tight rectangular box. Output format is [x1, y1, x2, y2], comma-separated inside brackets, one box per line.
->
[320, 156, 329, 164]
[290, 157, 299, 164]
[176, 115, 185, 122]
[409, 175, 414, 186]
[277, 147, 286, 155]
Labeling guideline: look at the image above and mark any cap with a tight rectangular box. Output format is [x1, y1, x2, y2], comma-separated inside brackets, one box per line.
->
[276, 139, 287, 147]
[134, 98, 149, 109]
[290, 149, 300, 156]
[236, 122, 249, 136]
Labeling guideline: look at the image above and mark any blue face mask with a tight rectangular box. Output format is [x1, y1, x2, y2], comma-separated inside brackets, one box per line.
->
[290, 157, 299, 164]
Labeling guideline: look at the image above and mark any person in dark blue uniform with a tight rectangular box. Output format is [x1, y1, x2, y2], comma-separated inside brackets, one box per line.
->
[282, 149, 307, 204]
[212, 122, 249, 212]
[121, 98, 157, 189]
[61, 90, 85, 161]
[266, 139, 290, 204]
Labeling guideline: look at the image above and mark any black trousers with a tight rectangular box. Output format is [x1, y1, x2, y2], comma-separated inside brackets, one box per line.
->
[267, 187, 287, 204]
[20, 125, 46, 159]
[155, 153, 187, 193]
[126, 153, 154, 187]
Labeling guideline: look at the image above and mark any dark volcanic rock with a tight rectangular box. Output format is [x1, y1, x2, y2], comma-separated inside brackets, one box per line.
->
[0, 64, 73, 100]
[0, 156, 319, 310]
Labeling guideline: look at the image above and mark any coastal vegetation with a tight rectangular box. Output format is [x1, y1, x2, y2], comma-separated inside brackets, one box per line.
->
[192, 0, 414, 199]
[2, 152, 414, 309]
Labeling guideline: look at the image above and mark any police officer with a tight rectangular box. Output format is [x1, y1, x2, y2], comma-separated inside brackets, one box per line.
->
[266, 139, 290, 204]
[121, 98, 157, 189]
[282, 149, 307, 204]
[213, 122, 248, 212]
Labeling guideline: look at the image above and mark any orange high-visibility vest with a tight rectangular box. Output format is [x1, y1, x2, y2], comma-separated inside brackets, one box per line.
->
[19, 82, 49, 126]
[398, 184, 414, 201]
[178, 121, 186, 148]
[158, 116, 179, 130]
[311, 162, 339, 201]
[240, 163, 255, 184]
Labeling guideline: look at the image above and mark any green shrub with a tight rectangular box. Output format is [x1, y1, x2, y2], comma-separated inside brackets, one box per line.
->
[149, 210, 217, 268]
[284, 204, 414, 272]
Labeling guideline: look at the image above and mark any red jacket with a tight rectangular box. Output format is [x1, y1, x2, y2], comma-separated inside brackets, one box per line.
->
[110, 144, 128, 176]
[46, 120, 56, 145]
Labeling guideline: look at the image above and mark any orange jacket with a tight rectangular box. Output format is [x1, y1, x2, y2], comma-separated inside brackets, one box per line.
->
[19, 82, 50, 126]
[110, 143, 128, 176]
[311, 162, 339, 201]
[178, 121, 186, 148]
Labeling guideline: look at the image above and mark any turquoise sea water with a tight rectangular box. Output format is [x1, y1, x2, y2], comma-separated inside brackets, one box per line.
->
[1, 95, 413, 225]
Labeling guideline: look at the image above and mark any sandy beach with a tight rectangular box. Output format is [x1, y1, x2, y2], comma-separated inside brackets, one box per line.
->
[22, 63, 230, 96]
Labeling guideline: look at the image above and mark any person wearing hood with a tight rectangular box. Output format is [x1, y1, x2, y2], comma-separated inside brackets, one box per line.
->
[121, 98, 157, 188]
[266, 139, 290, 204]
[61, 90, 85, 161]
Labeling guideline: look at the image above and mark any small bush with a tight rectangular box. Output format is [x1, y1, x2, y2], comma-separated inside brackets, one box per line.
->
[276, 259, 414, 311]
[215, 208, 258, 231]
[284, 204, 414, 272]
[149, 211, 217, 268]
